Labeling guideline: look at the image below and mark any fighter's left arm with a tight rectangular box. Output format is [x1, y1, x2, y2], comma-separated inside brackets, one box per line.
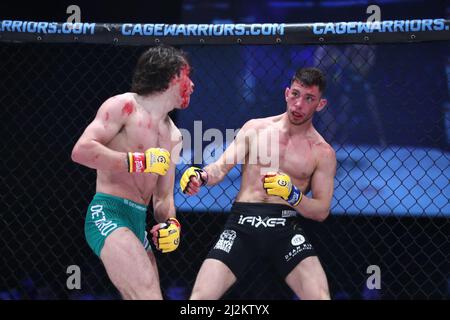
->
[295, 145, 336, 222]
[149, 128, 182, 253]
[152, 128, 182, 223]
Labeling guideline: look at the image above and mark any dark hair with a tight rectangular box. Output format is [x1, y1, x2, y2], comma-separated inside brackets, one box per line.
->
[291, 67, 327, 94]
[131, 45, 188, 95]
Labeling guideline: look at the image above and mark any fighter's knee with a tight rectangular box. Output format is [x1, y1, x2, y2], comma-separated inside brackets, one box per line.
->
[189, 288, 203, 300]
[309, 283, 330, 300]
[119, 281, 162, 300]
[124, 289, 162, 300]
[189, 285, 210, 300]
[134, 291, 162, 300]
[136, 283, 162, 300]
[297, 283, 330, 300]
[318, 288, 331, 300]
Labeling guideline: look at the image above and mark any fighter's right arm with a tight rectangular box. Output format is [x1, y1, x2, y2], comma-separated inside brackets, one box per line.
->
[181, 119, 256, 195]
[203, 119, 254, 185]
[71, 96, 129, 172]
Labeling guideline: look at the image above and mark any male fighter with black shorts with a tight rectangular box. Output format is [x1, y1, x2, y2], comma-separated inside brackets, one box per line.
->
[181, 67, 336, 300]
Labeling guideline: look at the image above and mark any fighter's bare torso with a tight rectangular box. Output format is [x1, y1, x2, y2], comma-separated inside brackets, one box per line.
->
[236, 114, 333, 204]
[96, 93, 180, 205]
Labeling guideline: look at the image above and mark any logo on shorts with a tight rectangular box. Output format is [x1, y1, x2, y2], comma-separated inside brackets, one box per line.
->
[285, 243, 313, 262]
[143, 231, 152, 252]
[281, 210, 297, 218]
[238, 215, 286, 228]
[90, 205, 118, 236]
[291, 234, 305, 246]
[214, 229, 236, 253]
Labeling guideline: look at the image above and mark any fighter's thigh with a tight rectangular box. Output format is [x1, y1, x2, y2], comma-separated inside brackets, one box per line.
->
[285, 256, 330, 300]
[190, 258, 237, 300]
[100, 227, 161, 298]
[147, 250, 160, 283]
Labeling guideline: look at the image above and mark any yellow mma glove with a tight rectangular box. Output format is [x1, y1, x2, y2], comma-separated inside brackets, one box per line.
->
[127, 148, 170, 175]
[263, 172, 303, 206]
[150, 217, 181, 253]
[180, 166, 208, 193]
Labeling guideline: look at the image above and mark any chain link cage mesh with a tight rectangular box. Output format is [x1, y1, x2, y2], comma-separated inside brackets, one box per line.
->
[0, 41, 449, 300]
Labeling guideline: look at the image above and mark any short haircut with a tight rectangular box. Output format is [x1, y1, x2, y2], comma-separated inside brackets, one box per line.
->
[291, 67, 327, 94]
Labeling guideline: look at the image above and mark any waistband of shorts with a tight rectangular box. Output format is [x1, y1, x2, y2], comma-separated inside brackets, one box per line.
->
[93, 193, 148, 212]
[231, 201, 298, 217]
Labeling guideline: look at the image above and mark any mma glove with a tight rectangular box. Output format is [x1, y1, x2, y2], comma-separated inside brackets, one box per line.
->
[180, 167, 208, 193]
[127, 148, 170, 175]
[150, 217, 181, 253]
[263, 172, 303, 206]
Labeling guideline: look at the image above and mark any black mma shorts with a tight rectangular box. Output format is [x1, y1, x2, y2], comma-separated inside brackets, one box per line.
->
[207, 202, 317, 279]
